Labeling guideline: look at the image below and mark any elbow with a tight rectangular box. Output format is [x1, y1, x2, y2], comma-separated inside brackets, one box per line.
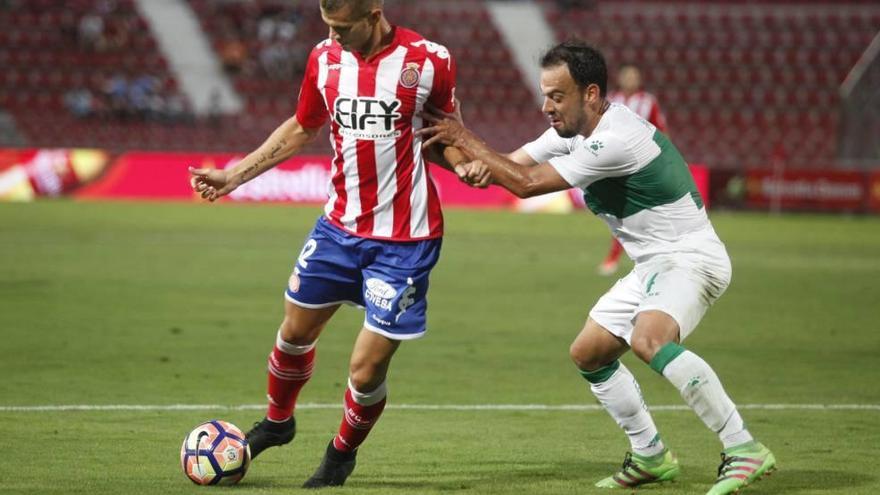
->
[289, 116, 321, 144]
[512, 179, 542, 199]
[511, 187, 531, 199]
[300, 125, 321, 144]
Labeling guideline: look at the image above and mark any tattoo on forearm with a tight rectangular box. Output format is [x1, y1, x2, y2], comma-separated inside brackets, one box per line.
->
[241, 139, 288, 181]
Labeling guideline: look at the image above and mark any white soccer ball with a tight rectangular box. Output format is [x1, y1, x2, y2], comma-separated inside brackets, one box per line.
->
[180, 420, 251, 485]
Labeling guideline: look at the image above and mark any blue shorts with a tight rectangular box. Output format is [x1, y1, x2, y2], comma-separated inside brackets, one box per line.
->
[284, 216, 442, 340]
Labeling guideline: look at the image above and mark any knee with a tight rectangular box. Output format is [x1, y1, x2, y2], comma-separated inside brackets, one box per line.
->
[631, 311, 680, 364]
[348, 358, 384, 393]
[278, 316, 319, 346]
[630, 333, 667, 364]
[569, 339, 608, 372]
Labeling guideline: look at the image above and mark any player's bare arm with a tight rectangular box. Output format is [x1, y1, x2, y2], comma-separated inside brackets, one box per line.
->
[417, 108, 569, 198]
[421, 99, 490, 188]
[189, 116, 321, 201]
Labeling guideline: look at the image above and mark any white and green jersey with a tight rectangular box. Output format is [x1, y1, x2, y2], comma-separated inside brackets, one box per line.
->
[522, 103, 718, 263]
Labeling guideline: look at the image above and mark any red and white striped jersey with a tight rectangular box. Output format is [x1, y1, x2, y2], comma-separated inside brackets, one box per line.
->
[295, 26, 456, 241]
[607, 90, 668, 133]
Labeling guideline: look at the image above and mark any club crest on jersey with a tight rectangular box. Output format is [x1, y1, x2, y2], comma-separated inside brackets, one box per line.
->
[334, 97, 403, 140]
[399, 62, 421, 89]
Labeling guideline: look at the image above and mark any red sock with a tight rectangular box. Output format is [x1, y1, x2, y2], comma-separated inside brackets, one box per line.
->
[332, 385, 387, 452]
[266, 335, 315, 422]
[604, 238, 624, 263]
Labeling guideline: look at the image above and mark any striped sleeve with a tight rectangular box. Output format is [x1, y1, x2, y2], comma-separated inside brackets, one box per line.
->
[295, 48, 329, 129]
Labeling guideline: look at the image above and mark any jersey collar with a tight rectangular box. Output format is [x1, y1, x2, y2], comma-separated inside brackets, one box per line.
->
[349, 25, 400, 64]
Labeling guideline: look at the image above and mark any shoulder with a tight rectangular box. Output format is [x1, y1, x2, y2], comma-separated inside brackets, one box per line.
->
[605, 103, 648, 129]
[398, 27, 453, 68]
[571, 130, 626, 156]
[309, 38, 340, 60]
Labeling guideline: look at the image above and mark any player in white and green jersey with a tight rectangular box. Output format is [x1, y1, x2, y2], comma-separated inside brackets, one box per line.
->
[417, 41, 776, 495]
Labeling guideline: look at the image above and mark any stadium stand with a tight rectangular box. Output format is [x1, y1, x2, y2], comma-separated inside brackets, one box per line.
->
[187, 0, 542, 154]
[1, 0, 878, 170]
[0, 0, 205, 150]
[538, 1, 880, 169]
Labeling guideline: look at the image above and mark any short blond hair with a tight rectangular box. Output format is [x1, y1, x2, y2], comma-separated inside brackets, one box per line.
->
[320, 0, 382, 17]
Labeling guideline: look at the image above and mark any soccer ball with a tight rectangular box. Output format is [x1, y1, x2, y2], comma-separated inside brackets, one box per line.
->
[180, 420, 251, 485]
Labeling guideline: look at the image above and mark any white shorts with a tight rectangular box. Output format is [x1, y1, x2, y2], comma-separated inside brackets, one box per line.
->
[588, 239, 732, 344]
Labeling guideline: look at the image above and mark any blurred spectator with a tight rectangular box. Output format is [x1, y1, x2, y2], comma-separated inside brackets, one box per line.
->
[220, 37, 248, 74]
[608, 64, 668, 133]
[206, 88, 222, 127]
[129, 74, 160, 120]
[103, 72, 130, 118]
[64, 87, 95, 119]
[164, 91, 193, 124]
[78, 11, 105, 51]
[103, 11, 133, 51]
[260, 42, 294, 80]
[555, 0, 595, 11]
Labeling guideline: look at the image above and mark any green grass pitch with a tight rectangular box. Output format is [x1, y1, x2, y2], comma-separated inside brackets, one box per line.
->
[1, 200, 879, 494]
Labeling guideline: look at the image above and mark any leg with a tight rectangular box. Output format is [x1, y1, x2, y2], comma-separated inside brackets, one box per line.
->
[303, 233, 441, 489]
[572, 319, 664, 457]
[247, 300, 340, 459]
[632, 311, 775, 494]
[268, 300, 340, 419]
[598, 237, 624, 276]
[335, 328, 399, 451]
[303, 329, 400, 489]
[573, 319, 680, 489]
[632, 307, 753, 450]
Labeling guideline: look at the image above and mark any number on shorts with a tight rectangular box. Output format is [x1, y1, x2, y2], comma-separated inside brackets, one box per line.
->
[297, 239, 317, 269]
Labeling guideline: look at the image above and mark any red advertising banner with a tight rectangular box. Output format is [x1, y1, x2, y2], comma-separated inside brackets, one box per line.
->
[0, 148, 110, 201]
[869, 170, 880, 213]
[744, 169, 866, 211]
[73, 151, 516, 208]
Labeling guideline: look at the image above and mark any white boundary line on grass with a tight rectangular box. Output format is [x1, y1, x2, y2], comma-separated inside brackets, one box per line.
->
[1, 403, 879, 412]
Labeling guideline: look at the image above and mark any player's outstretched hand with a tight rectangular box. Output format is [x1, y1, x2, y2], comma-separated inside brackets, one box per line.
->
[417, 101, 468, 149]
[189, 167, 238, 202]
[454, 160, 491, 189]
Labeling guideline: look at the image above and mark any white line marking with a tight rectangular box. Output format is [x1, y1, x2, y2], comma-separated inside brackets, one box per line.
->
[0, 403, 878, 412]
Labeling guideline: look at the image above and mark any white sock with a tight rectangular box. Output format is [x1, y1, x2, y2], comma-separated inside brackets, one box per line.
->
[585, 361, 666, 457]
[348, 378, 387, 406]
[660, 348, 753, 449]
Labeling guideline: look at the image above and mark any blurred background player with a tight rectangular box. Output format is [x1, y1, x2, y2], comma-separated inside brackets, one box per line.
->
[598, 64, 668, 276]
[190, 0, 463, 488]
[418, 41, 776, 495]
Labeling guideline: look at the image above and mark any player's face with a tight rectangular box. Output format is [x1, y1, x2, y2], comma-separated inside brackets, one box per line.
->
[321, 4, 380, 53]
[618, 66, 641, 93]
[540, 64, 589, 138]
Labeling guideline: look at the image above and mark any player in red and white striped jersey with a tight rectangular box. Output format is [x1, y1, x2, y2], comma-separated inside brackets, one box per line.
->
[600, 64, 668, 276]
[297, 26, 454, 240]
[189, 0, 467, 488]
[608, 65, 668, 134]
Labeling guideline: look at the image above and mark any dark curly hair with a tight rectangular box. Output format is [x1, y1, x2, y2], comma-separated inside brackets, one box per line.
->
[540, 41, 608, 97]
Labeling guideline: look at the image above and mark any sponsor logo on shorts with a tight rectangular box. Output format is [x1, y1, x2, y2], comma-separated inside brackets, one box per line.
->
[288, 269, 301, 293]
[371, 314, 391, 327]
[646, 272, 659, 297]
[395, 277, 416, 322]
[365, 278, 397, 311]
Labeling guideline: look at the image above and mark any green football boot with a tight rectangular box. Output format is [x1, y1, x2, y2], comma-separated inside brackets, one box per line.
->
[595, 450, 680, 489]
[706, 441, 776, 495]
